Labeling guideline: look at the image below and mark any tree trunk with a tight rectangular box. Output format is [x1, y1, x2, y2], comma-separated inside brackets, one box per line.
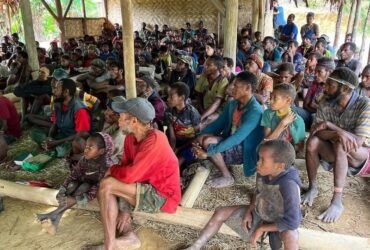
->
[6, 4, 12, 34]
[352, 0, 362, 43]
[359, 5, 370, 60]
[252, 0, 259, 33]
[346, 0, 356, 35]
[334, 2, 344, 49]
[120, 0, 137, 99]
[223, 0, 239, 71]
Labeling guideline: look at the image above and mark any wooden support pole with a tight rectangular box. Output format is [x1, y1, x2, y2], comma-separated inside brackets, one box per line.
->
[40, 0, 58, 21]
[64, 0, 74, 18]
[120, 0, 137, 99]
[180, 165, 210, 208]
[55, 0, 66, 42]
[263, 0, 273, 37]
[346, 0, 356, 35]
[1, 179, 370, 249]
[359, 4, 370, 60]
[334, 2, 344, 49]
[6, 4, 12, 34]
[81, 0, 87, 35]
[223, 0, 238, 72]
[252, 0, 259, 33]
[258, 0, 265, 36]
[103, 0, 109, 18]
[352, 0, 362, 43]
[19, 0, 39, 79]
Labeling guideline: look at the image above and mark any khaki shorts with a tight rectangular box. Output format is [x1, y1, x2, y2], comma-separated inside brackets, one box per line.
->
[134, 183, 166, 213]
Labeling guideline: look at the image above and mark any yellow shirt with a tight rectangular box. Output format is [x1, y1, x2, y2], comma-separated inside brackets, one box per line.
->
[195, 75, 228, 109]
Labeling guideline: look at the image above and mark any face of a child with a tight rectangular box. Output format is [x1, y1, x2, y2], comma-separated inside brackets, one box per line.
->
[270, 91, 291, 111]
[315, 66, 329, 81]
[361, 69, 370, 88]
[167, 89, 184, 108]
[306, 56, 317, 67]
[257, 148, 284, 177]
[232, 79, 248, 101]
[61, 58, 69, 67]
[287, 43, 297, 54]
[244, 59, 259, 74]
[279, 71, 293, 84]
[84, 137, 104, 160]
[204, 60, 218, 76]
[205, 45, 214, 57]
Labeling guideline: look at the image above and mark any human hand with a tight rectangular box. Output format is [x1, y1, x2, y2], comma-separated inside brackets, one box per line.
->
[41, 138, 57, 150]
[310, 121, 328, 135]
[116, 211, 132, 234]
[281, 112, 296, 127]
[337, 131, 359, 153]
[249, 226, 264, 247]
[241, 209, 253, 234]
[192, 144, 207, 159]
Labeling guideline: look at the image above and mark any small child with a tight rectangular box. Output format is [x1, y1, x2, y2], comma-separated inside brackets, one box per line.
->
[261, 84, 305, 150]
[356, 64, 370, 98]
[36, 132, 113, 234]
[164, 82, 201, 166]
[185, 140, 301, 250]
[276, 63, 296, 89]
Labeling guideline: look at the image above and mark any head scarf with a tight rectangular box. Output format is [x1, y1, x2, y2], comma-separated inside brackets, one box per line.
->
[97, 132, 114, 167]
[248, 54, 264, 69]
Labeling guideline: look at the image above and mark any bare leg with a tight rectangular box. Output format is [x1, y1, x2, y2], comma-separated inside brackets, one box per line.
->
[25, 114, 52, 127]
[280, 230, 299, 250]
[0, 135, 8, 161]
[302, 136, 335, 206]
[202, 136, 234, 188]
[185, 206, 242, 250]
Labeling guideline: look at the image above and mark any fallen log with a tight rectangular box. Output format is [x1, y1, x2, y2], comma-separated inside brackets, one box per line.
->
[1, 179, 369, 249]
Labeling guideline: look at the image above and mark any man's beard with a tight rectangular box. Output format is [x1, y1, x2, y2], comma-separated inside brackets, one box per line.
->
[121, 126, 133, 135]
[324, 86, 342, 101]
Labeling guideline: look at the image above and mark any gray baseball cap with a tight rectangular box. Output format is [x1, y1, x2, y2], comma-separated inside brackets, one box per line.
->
[52, 68, 69, 80]
[112, 97, 155, 124]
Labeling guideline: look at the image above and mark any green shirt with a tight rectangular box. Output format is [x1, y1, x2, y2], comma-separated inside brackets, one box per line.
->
[195, 75, 228, 109]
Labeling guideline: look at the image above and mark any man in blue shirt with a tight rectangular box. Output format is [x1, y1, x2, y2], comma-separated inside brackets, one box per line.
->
[273, 0, 286, 29]
[280, 14, 298, 43]
[193, 71, 264, 188]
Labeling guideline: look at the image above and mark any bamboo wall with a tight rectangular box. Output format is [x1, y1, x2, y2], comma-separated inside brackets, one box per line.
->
[64, 18, 106, 38]
[107, 0, 252, 35]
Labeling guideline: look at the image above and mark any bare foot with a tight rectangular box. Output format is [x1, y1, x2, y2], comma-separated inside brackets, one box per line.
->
[36, 213, 52, 222]
[207, 176, 234, 188]
[36, 212, 63, 235]
[41, 219, 57, 235]
[301, 186, 318, 206]
[114, 231, 141, 250]
[317, 196, 343, 223]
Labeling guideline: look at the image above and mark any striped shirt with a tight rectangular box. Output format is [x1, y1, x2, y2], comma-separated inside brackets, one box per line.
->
[315, 91, 370, 147]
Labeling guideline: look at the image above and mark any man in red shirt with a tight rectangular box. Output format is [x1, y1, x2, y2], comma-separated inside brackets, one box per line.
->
[91, 97, 181, 250]
[0, 96, 21, 160]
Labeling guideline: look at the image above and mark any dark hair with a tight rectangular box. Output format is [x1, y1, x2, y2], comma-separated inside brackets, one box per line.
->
[273, 83, 296, 100]
[342, 42, 356, 52]
[288, 40, 299, 48]
[61, 78, 77, 96]
[109, 60, 120, 68]
[159, 45, 168, 53]
[61, 54, 70, 60]
[223, 57, 234, 68]
[307, 52, 322, 60]
[108, 89, 123, 97]
[235, 71, 258, 92]
[316, 39, 327, 47]
[207, 55, 224, 70]
[88, 133, 106, 149]
[263, 36, 275, 44]
[277, 63, 295, 75]
[288, 13, 295, 19]
[259, 140, 296, 168]
[18, 51, 28, 59]
[317, 57, 336, 71]
[363, 64, 370, 74]
[171, 82, 190, 100]
[330, 67, 358, 90]
[254, 31, 261, 37]
[140, 76, 156, 89]
[307, 12, 315, 17]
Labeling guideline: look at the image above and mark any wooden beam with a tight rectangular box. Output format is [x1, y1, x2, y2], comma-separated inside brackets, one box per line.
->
[223, 0, 238, 72]
[64, 0, 74, 18]
[1, 179, 370, 249]
[252, 0, 259, 33]
[19, 0, 39, 79]
[120, 0, 137, 99]
[334, 2, 344, 49]
[40, 0, 58, 21]
[352, 0, 362, 43]
[210, 0, 226, 16]
[104, 0, 109, 18]
[82, 0, 87, 18]
[180, 165, 210, 208]
[346, 0, 356, 35]
[258, 0, 265, 36]
[6, 4, 12, 33]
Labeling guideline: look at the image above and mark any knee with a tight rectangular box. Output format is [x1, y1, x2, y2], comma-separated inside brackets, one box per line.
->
[202, 136, 217, 149]
[98, 177, 115, 194]
[280, 230, 299, 247]
[306, 135, 320, 152]
[213, 207, 229, 223]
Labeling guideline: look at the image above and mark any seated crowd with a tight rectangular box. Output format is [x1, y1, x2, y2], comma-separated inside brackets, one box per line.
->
[0, 10, 370, 250]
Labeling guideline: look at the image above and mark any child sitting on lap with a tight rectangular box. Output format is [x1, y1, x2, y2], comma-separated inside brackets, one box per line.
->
[36, 132, 113, 235]
[185, 140, 301, 250]
[261, 84, 305, 151]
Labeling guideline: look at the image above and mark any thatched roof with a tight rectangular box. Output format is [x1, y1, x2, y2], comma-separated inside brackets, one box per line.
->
[0, 0, 19, 15]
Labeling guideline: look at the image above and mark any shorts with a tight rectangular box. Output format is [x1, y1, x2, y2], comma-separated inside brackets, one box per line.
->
[321, 147, 370, 177]
[224, 206, 262, 241]
[134, 183, 166, 213]
[221, 144, 243, 165]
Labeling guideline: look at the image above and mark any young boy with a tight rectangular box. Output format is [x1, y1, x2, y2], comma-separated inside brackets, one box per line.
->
[186, 139, 301, 250]
[261, 84, 305, 149]
[165, 82, 201, 166]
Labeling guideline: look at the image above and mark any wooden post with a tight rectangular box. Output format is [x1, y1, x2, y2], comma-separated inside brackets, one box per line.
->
[359, 5, 370, 60]
[6, 4, 12, 34]
[120, 0, 137, 99]
[81, 0, 87, 35]
[252, 0, 259, 33]
[263, 0, 274, 37]
[368, 43, 370, 64]
[333, 2, 344, 49]
[1, 179, 370, 250]
[223, 0, 238, 72]
[258, 0, 265, 36]
[19, 0, 39, 79]
[103, 0, 109, 18]
[346, 0, 356, 35]
[180, 165, 210, 208]
[64, 0, 74, 18]
[352, 0, 362, 43]
[55, 0, 65, 42]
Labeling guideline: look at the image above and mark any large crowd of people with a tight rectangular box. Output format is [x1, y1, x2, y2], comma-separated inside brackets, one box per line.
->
[1, 1, 370, 249]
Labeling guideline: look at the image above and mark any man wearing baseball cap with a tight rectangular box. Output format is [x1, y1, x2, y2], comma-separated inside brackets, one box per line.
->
[170, 55, 196, 94]
[303, 67, 370, 223]
[94, 97, 181, 249]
